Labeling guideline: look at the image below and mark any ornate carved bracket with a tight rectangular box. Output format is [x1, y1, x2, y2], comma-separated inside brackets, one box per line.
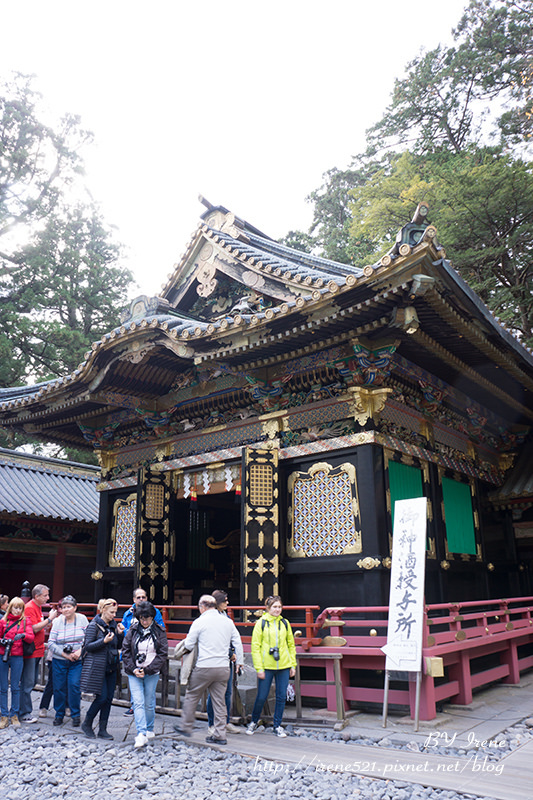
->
[78, 421, 121, 449]
[348, 386, 393, 426]
[333, 338, 398, 387]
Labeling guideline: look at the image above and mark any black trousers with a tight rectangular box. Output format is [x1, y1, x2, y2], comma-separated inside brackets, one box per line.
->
[85, 671, 116, 730]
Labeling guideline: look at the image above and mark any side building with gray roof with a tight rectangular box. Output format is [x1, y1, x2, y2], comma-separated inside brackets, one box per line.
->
[0, 447, 99, 602]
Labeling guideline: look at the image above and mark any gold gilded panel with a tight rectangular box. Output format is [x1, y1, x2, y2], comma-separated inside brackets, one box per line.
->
[249, 463, 273, 506]
[109, 493, 137, 567]
[145, 483, 165, 519]
[288, 462, 361, 558]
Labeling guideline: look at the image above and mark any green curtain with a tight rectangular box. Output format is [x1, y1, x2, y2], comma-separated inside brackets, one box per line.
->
[442, 477, 477, 555]
[388, 460, 424, 528]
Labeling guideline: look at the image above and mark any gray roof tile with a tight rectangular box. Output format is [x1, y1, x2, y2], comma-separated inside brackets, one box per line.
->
[0, 449, 99, 523]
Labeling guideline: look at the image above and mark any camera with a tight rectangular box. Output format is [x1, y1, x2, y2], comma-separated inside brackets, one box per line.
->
[63, 644, 74, 655]
[269, 646, 280, 661]
[1, 638, 13, 662]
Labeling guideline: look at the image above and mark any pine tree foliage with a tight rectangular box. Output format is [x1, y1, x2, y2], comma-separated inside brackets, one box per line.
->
[0, 74, 134, 388]
[0, 74, 134, 460]
[283, 1, 533, 346]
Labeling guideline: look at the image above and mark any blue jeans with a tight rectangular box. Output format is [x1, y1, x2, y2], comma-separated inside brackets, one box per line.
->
[0, 655, 24, 717]
[128, 672, 159, 735]
[85, 671, 116, 732]
[52, 658, 82, 719]
[207, 661, 233, 726]
[251, 668, 290, 729]
[19, 657, 41, 718]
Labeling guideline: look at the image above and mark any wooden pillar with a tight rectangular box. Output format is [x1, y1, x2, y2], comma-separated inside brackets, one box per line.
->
[137, 468, 173, 604]
[241, 446, 279, 607]
[53, 544, 66, 601]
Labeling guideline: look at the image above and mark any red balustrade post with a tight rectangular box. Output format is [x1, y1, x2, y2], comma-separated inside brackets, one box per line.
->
[411, 671, 437, 721]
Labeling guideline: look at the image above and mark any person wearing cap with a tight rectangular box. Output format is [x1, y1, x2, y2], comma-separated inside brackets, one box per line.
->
[47, 595, 89, 727]
[206, 590, 241, 735]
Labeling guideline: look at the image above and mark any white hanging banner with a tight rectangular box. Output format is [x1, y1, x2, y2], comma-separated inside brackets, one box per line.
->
[381, 497, 427, 673]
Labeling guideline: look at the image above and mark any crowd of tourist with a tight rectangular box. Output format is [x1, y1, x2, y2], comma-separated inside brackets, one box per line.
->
[0, 583, 295, 747]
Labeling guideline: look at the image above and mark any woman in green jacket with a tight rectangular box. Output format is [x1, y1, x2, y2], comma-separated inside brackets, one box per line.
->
[246, 595, 296, 737]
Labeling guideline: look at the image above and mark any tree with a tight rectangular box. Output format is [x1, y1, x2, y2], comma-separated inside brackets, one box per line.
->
[279, 162, 384, 266]
[348, 148, 533, 346]
[1, 203, 132, 382]
[0, 74, 134, 460]
[366, 0, 533, 155]
[0, 73, 89, 254]
[286, 0, 533, 348]
[0, 74, 133, 385]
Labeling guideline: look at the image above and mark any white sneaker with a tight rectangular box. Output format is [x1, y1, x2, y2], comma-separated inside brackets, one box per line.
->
[22, 717, 37, 724]
[273, 726, 287, 737]
[145, 731, 155, 739]
[38, 708, 47, 718]
[226, 722, 241, 734]
[207, 725, 215, 736]
[134, 733, 147, 748]
[246, 721, 258, 735]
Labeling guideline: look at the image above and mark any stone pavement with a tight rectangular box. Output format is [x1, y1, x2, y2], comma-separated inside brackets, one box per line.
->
[24, 672, 533, 800]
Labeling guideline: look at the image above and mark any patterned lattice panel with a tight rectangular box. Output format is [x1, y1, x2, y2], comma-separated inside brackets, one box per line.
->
[249, 463, 273, 506]
[380, 402, 420, 433]
[288, 401, 352, 430]
[112, 500, 136, 567]
[434, 425, 469, 454]
[173, 422, 263, 458]
[291, 464, 360, 557]
[145, 483, 165, 519]
[116, 444, 158, 467]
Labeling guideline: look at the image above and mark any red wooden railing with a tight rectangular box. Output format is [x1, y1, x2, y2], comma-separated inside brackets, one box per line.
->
[40, 596, 533, 721]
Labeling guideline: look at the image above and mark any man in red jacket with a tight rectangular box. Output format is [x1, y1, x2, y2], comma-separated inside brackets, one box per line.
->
[19, 584, 58, 722]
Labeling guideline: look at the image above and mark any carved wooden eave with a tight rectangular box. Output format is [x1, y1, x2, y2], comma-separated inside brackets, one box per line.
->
[2, 204, 533, 454]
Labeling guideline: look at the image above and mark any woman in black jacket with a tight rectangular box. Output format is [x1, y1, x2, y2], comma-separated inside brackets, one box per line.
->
[80, 599, 124, 739]
[122, 601, 167, 748]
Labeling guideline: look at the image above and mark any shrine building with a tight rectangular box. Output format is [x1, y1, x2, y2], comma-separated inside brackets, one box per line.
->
[0, 447, 98, 600]
[1, 199, 532, 609]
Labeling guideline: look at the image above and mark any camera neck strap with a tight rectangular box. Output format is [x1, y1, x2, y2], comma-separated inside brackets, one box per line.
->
[262, 616, 286, 648]
[3, 620, 20, 637]
[60, 613, 77, 643]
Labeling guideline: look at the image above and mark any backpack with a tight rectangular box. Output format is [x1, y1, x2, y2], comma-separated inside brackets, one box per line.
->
[261, 617, 289, 633]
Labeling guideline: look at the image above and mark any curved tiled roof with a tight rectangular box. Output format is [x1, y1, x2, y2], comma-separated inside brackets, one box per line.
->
[199, 223, 369, 293]
[2, 203, 533, 422]
[0, 448, 99, 523]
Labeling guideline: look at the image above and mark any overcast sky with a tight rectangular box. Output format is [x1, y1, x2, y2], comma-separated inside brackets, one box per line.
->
[2, 0, 468, 296]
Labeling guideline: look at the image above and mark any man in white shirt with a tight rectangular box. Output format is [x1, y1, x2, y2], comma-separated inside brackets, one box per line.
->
[173, 595, 243, 745]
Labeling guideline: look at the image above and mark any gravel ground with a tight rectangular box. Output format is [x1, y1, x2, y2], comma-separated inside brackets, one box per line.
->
[290, 716, 533, 763]
[0, 727, 498, 800]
